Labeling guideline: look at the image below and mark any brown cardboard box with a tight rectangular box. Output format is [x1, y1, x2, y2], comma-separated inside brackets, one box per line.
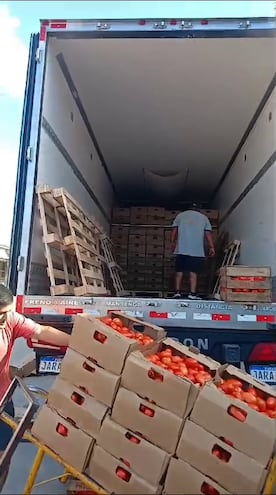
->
[32, 405, 94, 472]
[176, 420, 267, 494]
[112, 208, 130, 223]
[59, 348, 120, 407]
[98, 416, 170, 485]
[69, 312, 166, 375]
[87, 445, 161, 494]
[111, 387, 184, 453]
[47, 376, 108, 438]
[190, 368, 276, 465]
[130, 207, 148, 225]
[121, 338, 220, 417]
[164, 457, 230, 495]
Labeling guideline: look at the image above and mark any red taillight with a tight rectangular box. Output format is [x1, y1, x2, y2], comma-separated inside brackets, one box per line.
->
[139, 20, 146, 26]
[170, 19, 177, 25]
[201, 19, 209, 25]
[249, 344, 276, 362]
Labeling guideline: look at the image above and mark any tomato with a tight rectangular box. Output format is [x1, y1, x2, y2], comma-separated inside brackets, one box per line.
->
[187, 373, 197, 383]
[256, 397, 266, 412]
[170, 363, 181, 371]
[159, 349, 172, 358]
[241, 392, 257, 405]
[101, 317, 113, 325]
[94, 331, 107, 343]
[179, 364, 188, 376]
[171, 355, 183, 363]
[161, 357, 172, 366]
[116, 468, 130, 481]
[266, 397, 276, 410]
[212, 447, 222, 459]
[266, 409, 276, 419]
[228, 405, 247, 422]
[112, 317, 123, 327]
[185, 358, 199, 369]
[247, 387, 257, 397]
[201, 482, 219, 495]
[220, 437, 234, 448]
[195, 372, 209, 386]
[226, 379, 243, 389]
[56, 423, 68, 436]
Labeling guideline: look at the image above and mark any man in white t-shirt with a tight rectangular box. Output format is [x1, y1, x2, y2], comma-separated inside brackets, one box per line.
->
[171, 203, 215, 299]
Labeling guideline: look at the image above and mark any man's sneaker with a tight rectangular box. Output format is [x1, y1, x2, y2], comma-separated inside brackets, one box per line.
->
[172, 292, 181, 299]
[188, 293, 202, 300]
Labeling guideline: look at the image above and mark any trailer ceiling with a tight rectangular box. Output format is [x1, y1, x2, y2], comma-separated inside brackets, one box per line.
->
[51, 36, 275, 203]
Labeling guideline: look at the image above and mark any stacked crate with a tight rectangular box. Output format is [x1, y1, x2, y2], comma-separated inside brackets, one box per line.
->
[31, 312, 165, 482]
[220, 266, 272, 303]
[31, 313, 276, 494]
[111, 206, 220, 295]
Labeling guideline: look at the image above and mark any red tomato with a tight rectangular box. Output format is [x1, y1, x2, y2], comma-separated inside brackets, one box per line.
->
[256, 397, 266, 412]
[247, 387, 257, 397]
[159, 349, 172, 358]
[201, 482, 219, 495]
[220, 437, 234, 447]
[266, 409, 276, 419]
[195, 372, 208, 386]
[179, 364, 188, 376]
[116, 468, 130, 481]
[171, 355, 183, 363]
[94, 331, 107, 343]
[161, 357, 172, 366]
[56, 423, 68, 436]
[112, 317, 123, 327]
[266, 397, 276, 410]
[242, 392, 257, 405]
[228, 405, 247, 422]
[185, 358, 199, 369]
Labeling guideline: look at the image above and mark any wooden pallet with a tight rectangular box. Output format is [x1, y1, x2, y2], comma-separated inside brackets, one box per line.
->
[213, 239, 241, 297]
[36, 186, 80, 295]
[100, 234, 127, 296]
[52, 188, 107, 296]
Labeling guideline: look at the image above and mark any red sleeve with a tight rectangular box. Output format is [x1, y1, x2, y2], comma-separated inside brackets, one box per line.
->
[11, 312, 41, 340]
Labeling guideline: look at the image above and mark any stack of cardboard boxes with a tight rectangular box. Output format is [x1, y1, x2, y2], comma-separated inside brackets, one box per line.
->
[32, 312, 165, 476]
[32, 313, 276, 494]
[111, 206, 219, 294]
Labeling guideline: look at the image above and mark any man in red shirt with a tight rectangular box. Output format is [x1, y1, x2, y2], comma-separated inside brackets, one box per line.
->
[0, 284, 70, 491]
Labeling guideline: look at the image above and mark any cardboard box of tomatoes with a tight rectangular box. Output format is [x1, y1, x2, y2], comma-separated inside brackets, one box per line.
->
[121, 338, 220, 417]
[47, 376, 108, 439]
[69, 312, 166, 375]
[97, 416, 170, 486]
[190, 364, 276, 466]
[164, 457, 230, 495]
[111, 387, 184, 454]
[176, 420, 267, 495]
[87, 445, 162, 494]
[58, 348, 120, 407]
[32, 405, 94, 472]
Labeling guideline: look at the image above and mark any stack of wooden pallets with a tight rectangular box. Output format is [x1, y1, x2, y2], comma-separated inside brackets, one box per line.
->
[36, 185, 125, 297]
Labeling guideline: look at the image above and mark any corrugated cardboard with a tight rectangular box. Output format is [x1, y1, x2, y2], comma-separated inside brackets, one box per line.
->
[98, 416, 170, 485]
[59, 348, 120, 407]
[190, 381, 276, 466]
[164, 457, 230, 495]
[31, 405, 94, 472]
[111, 387, 184, 454]
[176, 420, 267, 494]
[121, 338, 220, 417]
[87, 445, 161, 494]
[69, 312, 166, 375]
[47, 376, 108, 438]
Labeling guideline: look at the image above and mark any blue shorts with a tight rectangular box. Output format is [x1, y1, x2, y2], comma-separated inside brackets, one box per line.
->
[0, 401, 15, 451]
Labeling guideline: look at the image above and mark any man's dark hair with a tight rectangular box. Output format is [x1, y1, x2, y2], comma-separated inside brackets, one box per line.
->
[0, 285, 13, 308]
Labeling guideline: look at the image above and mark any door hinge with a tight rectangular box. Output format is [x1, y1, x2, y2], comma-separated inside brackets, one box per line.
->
[35, 48, 43, 63]
[26, 146, 33, 162]
[17, 256, 25, 272]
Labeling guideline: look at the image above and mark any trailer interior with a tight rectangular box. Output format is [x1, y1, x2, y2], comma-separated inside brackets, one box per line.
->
[22, 28, 276, 295]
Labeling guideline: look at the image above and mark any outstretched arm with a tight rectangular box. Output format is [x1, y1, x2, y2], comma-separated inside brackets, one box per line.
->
[36, 325, 70, 346]
[171, 227, 178, 253]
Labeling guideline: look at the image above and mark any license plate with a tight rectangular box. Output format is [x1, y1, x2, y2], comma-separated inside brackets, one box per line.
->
[249, 365, 276, 384]
[39, 356, 62, 374]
